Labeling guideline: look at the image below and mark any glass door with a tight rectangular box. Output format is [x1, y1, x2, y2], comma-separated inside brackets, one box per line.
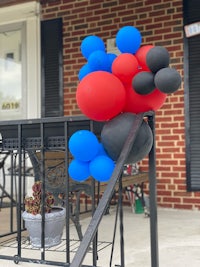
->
[0, 26, 24, 120]
[0, 2, 41, 121]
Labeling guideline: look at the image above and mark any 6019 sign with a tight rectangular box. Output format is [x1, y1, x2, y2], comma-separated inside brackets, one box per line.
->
[2, 102, 20, 110]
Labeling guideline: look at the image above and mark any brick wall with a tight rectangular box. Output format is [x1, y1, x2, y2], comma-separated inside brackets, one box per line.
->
[2, 0, 200, 210]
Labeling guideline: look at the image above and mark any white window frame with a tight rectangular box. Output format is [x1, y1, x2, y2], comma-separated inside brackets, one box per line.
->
[0, 1, 41, 120]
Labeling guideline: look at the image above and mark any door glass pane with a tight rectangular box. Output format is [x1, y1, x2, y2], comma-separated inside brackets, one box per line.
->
[0, 29, 22, 120]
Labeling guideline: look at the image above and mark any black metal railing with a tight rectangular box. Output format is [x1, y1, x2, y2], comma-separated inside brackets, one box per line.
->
[0, 114, 159, 267]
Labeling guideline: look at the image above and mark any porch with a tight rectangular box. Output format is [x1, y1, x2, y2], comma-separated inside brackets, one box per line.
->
[0, 206, 200, 267]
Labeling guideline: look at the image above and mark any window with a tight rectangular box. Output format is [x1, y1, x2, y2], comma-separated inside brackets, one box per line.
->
[0, 2, 41, 120]
[184, 0, 200, 190]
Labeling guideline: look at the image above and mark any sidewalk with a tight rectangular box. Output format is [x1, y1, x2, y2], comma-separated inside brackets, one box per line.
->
[1, 206, 200, 267]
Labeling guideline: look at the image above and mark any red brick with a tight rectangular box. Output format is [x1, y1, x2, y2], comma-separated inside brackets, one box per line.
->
[174, 192, 191, 197]
[161, 172, 179, 178]
[183, 198, 200, 204]
[174, 204, 193, 209]
[177, 185, 187, 191]
[157, 178, 172, 184]
[168, 185, 176, 190]
[157, 190, 172, 196]
[163, 197, 181, 203]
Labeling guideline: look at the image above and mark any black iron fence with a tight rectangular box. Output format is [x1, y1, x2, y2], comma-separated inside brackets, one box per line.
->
[0, 114, 159, 267]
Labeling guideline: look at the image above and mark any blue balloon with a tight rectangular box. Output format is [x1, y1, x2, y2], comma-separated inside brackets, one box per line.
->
[68, 159, 90, 182]
[80, 35, 106, 59]
[116, 26, 142, 54]
[78, 63, 92, 80]
[97, 143, 108, 156]
[89, 155, 115, 182]
[107, 53, 117, 72]
[88, 50, 110, 72]
[69, 130, 99, 162]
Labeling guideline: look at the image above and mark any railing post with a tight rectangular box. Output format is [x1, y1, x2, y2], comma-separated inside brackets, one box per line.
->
[40, 122, 46, 261]
[64, 121, 70, 263]
[119, 174, 125, 267]
[148, 114, 159, 267]
[17, 124, 22, 258]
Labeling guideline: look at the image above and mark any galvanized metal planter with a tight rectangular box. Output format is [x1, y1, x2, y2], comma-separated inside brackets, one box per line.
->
[22, 206, 66, 248]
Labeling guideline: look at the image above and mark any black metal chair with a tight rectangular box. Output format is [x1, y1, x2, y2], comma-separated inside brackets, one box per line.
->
[28, 150, 93, 241]
[0, 151, 16, 210]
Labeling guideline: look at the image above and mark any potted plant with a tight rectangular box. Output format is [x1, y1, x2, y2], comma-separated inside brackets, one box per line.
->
[22, 181, 66, 248]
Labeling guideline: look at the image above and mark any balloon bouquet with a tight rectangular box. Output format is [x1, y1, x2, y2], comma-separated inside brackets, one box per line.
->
[68, 25, 182, 183]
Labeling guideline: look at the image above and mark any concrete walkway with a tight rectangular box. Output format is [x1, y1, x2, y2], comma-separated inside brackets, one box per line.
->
[1, 206, 200, 267]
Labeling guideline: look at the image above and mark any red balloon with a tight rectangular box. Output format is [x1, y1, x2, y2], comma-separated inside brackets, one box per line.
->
[76, 71, 126, 121]
[135, 45, 154, 71]
[123, 84, 167, 114]
[112, 53, 139, 85]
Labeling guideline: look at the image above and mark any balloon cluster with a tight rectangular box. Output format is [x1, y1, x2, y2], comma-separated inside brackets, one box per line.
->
[68, 130, 115, 182]
[76, 25, 182, 121]
[68, 25, 182, 183]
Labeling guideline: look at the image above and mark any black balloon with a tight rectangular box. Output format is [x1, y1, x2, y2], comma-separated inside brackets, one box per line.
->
[154, 67, 182, 93]
[101, 113, 153, 164]
[132, 71, 155, 95]
[146, 46, 170, 73]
